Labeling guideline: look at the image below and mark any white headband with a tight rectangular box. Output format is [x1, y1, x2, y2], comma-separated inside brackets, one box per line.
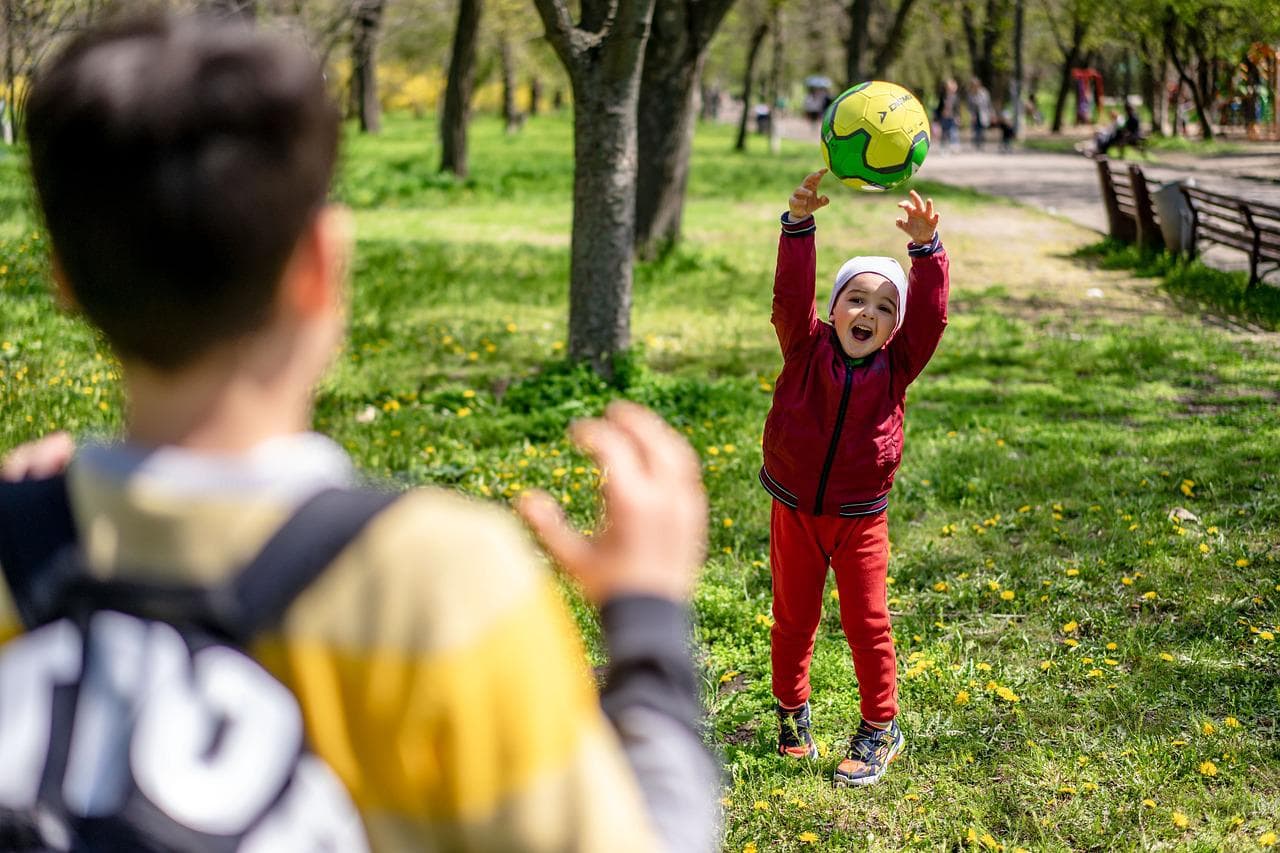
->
[828, 256, 908, 336]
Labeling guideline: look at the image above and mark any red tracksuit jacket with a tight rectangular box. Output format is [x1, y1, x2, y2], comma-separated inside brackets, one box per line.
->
[759, 213, 950, 517]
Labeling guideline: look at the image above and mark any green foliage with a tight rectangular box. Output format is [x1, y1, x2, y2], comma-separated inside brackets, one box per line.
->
[2, 113, 1279, 851]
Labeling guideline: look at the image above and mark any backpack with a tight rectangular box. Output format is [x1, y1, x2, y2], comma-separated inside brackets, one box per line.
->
[0, 475, 399, 852]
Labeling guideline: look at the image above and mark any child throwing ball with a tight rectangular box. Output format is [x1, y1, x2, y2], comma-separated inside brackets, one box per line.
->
[761, 169, 949, 786]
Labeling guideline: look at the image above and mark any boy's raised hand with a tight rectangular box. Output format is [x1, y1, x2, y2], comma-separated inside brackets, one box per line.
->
[789, 169, 830, 221]
[895, 189, 939, 243]
[518, 401, 707, 605]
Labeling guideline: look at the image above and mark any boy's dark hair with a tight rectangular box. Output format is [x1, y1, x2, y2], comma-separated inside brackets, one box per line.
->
[26, 13, 340, 370]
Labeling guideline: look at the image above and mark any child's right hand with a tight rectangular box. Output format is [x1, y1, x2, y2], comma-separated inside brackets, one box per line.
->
[788, 169, 830, 221]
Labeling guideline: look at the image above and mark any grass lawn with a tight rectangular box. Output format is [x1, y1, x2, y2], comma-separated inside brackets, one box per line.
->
[2, 114, 1278, 851]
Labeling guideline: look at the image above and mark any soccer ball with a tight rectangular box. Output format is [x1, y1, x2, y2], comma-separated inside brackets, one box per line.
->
[820, 81, 930, 192]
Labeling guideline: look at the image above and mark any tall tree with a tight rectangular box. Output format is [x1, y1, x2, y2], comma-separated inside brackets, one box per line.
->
[440, 0, 483, 176]
[633, 0, 738, 258]
[533, 0, 657, 372]
[845, 0, 920, 85]
[733, 18, 769, 151]
[350, 0, 385, 133]
[1041, 0, 1096, 132]
[961, 0, 1012, 94]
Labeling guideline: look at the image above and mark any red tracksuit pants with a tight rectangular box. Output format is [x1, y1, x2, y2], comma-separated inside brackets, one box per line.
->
[769, 501, 897, 722]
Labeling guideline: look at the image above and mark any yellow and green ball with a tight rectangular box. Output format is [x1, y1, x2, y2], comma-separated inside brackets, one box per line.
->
[821, 81, 930, 192]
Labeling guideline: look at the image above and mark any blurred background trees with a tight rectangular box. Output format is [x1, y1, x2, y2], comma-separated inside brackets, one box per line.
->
[3, 0, 1278, 366]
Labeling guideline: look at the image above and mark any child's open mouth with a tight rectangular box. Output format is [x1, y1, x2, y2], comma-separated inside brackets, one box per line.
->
[850, 327, 873, 342]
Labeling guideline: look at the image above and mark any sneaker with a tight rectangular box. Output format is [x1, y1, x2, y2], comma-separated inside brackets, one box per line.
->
[832, 719, 904, 787]
[776, 701, 818, 759]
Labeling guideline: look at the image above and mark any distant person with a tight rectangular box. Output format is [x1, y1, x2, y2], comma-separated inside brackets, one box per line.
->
[934, 78, 960, 151]
[967, 78, 992, 149]
[762, 170, 949, 787]
[0, 12, 720, 852]
[803, 87, 827, 126]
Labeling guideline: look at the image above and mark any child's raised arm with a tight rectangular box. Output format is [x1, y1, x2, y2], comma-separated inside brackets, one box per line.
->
[894, 189, 939, 243]
[788, 169, 830, 221]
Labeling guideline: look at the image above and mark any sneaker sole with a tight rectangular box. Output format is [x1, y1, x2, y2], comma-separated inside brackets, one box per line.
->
[778, 744, 819, 759]
[831, 738, 904, 788]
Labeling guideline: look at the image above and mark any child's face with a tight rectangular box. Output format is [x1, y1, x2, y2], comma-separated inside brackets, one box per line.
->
[831, 273, 899, 358]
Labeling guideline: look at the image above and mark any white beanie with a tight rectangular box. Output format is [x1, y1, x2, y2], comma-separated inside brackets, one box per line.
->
[828, 256, 908, 336]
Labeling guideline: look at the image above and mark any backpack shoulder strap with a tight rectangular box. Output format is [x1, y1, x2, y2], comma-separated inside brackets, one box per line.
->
[210, 487, 402, 642]
[0, 474, 77, 628]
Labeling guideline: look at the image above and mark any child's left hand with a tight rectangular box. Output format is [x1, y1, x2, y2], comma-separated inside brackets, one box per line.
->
[895, 189, 939, 244]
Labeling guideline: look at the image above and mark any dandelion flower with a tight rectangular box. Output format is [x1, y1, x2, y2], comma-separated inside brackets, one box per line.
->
[1159, 652, 1175, 662]
[1000, 590, 1015, 601]
[722, 517, 734, 528]
[752, 800, 768, 811]
[1259, 831, 1277, 847]
[1202, 721, 1216, 735]
[1260, 631, 1276, 642]
[1236, 558, 1251, 567]
[933, 581, 949, 592]
[1106, 642, 1117, 651]
[743, 845, 758, 853]
[955, 690, 970, 705]
[1142, 591, 1157, 601]
[1172, 811, 1189, 829]
[995, 686, 1020, 703]
[1142, 799, 1156, 808]
[797, 831, 819, 843]
[1062, 620, 1079, 633]
[1198, 761, 1218, 776]
[1225, 716, 1240, 728]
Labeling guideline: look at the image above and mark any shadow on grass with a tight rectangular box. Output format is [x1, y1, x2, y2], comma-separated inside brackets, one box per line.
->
[1071, 239, 1280, 332]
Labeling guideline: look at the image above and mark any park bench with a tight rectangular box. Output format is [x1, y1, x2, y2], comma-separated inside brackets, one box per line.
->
[1095, 156, 1164, 251]
[1177, 186, 1280, 287]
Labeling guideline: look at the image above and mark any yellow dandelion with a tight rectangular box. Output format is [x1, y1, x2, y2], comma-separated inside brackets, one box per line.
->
[1105, 642, 1117, 651]
[1142, 591, 1157, 600]
[1202, 721, 1216, 735]
[456, 407, 472, 418]
[1065, 568, 1080, 577]
[1259, 631, 1275, 641]
[797, 832, 819, 844]
[462, 389, 476, 398]
[1199, 543, 1210, 554]
[1142, 799, 1156, 808]
[1000, 590, 1015, 601]
[719, 671, 739, 684]
[954, 690, 970, 705]
[722, 517, 734, 528]
[1063, 638, 1079, 648]
[1172, 811, 1189, 829]
[1259, 831, 1277, 847]
[933, 581, 949, 592]
[1159, 652, 1175, 662]
[977, 662, 992, 672]
[743, 844, 758, 853]
[1039, 660, 1052, 670]
[1198, 761, 1218, 777]
[995, 686, 1020, 703]
[1087, 669, 1103, 677]
[752, 800, 768, 811]
[1062, 620, 1079, 633]
[1236, 558, 1251, 567]
[1225, 716, 1240, 728]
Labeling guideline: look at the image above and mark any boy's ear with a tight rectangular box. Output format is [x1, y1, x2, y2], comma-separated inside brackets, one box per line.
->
[49, 254, 80, 312]
[283, 204, 354, 317]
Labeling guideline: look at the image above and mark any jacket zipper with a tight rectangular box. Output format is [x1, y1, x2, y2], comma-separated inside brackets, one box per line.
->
[813, 359, 854, 515]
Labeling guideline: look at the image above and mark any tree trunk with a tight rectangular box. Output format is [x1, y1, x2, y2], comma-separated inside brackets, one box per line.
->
[441, 0, 483, 175]
[351, 0, 384, 134]
[533, 0, 657, 374]
[1051, 45, 1079, 133]
[734, 21, 769, 151]
[633, 0, 737, 257]
[1163, 12, 1212, 141]
[869, 0, 919, 78]
[846, 0, 872, 85]
[1011, 0, 1023, 138]
[500, 33, 520, 133]
[4, 0, 14, 145]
